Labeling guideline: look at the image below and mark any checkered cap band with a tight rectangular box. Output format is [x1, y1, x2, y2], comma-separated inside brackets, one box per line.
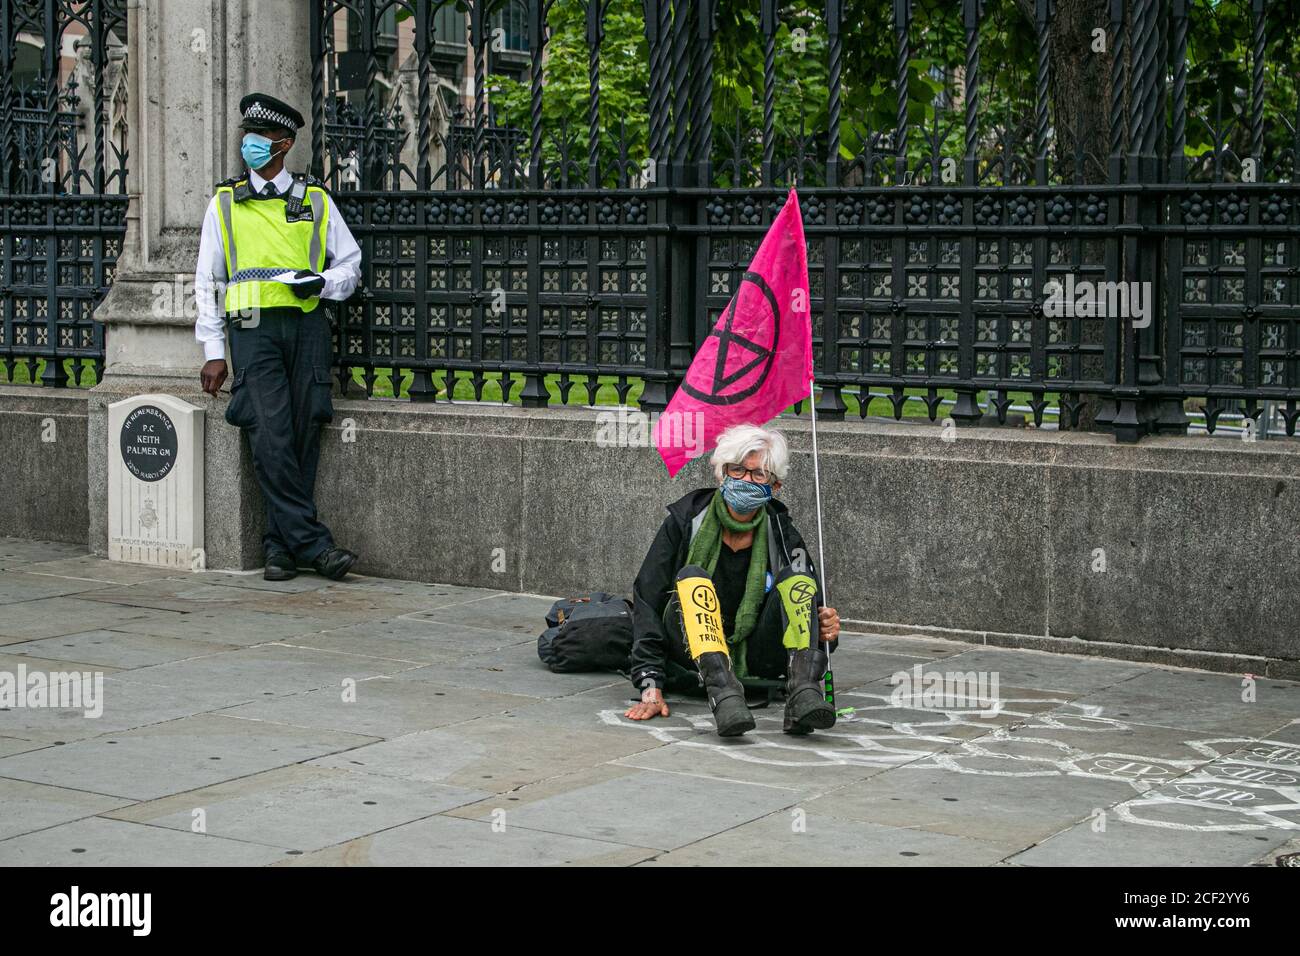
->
[243, 101, 298, 130]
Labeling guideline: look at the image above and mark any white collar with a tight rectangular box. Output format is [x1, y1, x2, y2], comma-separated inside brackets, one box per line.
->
[248, 167, 293, 195]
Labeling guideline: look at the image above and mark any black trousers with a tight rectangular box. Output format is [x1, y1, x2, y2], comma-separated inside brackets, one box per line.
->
[663, 564, 815, 681]
[225, 307, 336, 563]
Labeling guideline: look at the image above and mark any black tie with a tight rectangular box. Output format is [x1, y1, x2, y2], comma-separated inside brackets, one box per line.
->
[262, 182, 277, 198]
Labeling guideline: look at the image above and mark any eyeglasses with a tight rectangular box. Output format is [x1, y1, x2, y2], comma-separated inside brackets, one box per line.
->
[724, 463, 770, 484]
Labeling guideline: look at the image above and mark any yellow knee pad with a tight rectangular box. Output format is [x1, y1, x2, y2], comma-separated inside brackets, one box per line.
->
[775, 573, 818, 650]
[676, 573, 729, 660]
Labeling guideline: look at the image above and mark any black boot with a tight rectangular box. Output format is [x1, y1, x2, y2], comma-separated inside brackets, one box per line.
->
[264, 552, 297, 582]
[783, 646, 836, 735]
[696, 651, 755, 737]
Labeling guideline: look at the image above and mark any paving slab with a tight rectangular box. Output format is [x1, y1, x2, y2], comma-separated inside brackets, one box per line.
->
[1, 675, 258, 744]
[122, 607, 338, 645]
[6, 629, 238, 669]
[843, 633, 971, 658]
[0, 736, 48, 758]
[391, 640, 622, 699]
[12, 555, 184, 585]
[641, 811, 1012, 866]
[1008, 817, 1293, 866]
[239, 586, 449, 624]
[332, 579, 502, 604]
[310, 707, 665, 792]
[1103, 734, 1300, 834]
[0, 649, 121, 675]
[805, 764, 1137, 849]
[988, 713, 1256, 764]
[0, 571, 115, 604]
[0, 597, 183, 642]
[912, 646, 1154, 695]
[0, 712, 377, 800]
[610, 726, 894, 796]
[815, 645, 969, 692]
[103, 765, 488, 852]
[1067, 668, 1300, 736]
[277, 814, 656, 866]
[109, 643, 412, 702]
[283, 618, 530, 665]
[835, 679, 1079, 732]
[192, 569, 337, 593]
[397, 591, 557, 634]
[446, 765, 799, 851]
[0, 538, 88, 570]
[219, 677, 537, 739]
[74, 577, 271, 613]
[0, 816, 291, 866]
[0, 778, 132, 841]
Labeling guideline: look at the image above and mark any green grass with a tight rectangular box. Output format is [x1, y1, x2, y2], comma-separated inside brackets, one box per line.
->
[0, 358, 100, 388]
[345, 368, 645, 406]
[343, 368, 1061, 424]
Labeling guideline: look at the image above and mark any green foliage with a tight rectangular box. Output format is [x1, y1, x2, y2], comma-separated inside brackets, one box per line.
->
[492, 0, 650, 183]
[477, 0, 1297, 182]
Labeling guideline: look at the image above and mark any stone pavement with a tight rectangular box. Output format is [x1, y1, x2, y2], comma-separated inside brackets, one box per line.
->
[0, 537, 1297, 867]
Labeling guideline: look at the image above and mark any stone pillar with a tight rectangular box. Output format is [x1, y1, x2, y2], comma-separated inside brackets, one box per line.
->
[89, 0, 314, 569]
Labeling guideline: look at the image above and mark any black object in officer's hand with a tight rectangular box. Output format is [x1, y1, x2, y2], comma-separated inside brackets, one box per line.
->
[288, 269, 325, 299]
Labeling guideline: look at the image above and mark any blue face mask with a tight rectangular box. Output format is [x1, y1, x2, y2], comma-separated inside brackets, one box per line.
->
[240, 133, 284, 171]
[721, 475, 772, 514]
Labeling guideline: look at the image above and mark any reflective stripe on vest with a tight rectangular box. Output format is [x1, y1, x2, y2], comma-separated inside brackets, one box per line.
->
[215, 183, 329, 314]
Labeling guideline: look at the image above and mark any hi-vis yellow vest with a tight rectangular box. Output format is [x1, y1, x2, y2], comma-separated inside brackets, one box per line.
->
[214, 177, 329, 314]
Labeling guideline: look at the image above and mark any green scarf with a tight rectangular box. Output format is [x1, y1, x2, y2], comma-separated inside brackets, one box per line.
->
[685, 490, 769, 679]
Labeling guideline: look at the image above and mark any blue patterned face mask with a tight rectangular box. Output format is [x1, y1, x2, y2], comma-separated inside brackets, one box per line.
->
[721, 475, 772, 513]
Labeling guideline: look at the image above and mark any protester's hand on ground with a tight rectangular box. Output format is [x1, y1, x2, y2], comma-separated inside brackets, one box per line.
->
[200, 359, 227, 396]
[818, 605, 840, 641]
[624, 687, 669, 720]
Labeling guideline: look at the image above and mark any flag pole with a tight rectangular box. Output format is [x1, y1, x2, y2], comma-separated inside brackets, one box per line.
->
[807, 373, 835, 709]
[807, 375, 828, 606]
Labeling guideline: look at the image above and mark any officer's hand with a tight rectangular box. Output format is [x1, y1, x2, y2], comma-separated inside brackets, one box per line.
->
[624, 687, 670, 721]
[200, 359, 227, 396]
[289, 269, 325, 299]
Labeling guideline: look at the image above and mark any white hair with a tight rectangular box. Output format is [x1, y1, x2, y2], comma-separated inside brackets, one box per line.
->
[710, 424, 789, 483]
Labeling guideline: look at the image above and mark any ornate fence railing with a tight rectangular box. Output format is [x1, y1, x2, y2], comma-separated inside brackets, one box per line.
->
[0, 0, 129, 388]
[313, 0, 1300, 441]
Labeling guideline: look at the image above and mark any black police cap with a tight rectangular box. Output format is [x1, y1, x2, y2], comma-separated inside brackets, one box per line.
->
[239, 93, 305, 133]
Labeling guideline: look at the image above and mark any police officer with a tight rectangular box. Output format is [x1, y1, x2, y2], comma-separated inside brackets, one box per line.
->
[195, 93, 361, 581]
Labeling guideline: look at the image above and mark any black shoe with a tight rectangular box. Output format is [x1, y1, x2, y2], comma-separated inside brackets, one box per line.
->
[312, 547, 358, 581]
[783, 646, 836, 735]
[264, 553, 297, 582]
[696, 651, 755, 737]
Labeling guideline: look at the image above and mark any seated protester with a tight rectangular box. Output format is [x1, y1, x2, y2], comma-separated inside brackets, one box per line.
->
[625, 424, 841, 737]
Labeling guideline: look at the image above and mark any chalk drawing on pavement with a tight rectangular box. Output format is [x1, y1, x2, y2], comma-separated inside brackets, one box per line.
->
[598, 689, 1300, 833]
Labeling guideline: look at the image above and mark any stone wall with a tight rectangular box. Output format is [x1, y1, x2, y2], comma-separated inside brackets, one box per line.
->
[0, 388, 89, 543]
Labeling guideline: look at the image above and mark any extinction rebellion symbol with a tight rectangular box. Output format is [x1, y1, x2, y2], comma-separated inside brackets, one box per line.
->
[679, 271, 781, 406]
[120, 405, 177, 482]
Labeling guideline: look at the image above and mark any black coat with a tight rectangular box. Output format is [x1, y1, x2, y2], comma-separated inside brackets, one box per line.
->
[628, 487, 834, 690]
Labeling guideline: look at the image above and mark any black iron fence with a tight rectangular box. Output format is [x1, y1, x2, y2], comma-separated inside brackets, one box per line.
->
[308, 0, 1300, 441]
[0, 0, 129, 388]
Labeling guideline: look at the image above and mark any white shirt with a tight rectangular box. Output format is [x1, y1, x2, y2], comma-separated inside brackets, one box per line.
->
[194, 166, 362, 361]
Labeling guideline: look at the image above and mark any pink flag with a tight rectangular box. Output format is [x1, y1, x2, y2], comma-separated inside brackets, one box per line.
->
[654, 187, 812, 477]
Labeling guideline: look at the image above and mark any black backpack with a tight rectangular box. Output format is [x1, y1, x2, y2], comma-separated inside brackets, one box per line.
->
[538, 593, 634, 673]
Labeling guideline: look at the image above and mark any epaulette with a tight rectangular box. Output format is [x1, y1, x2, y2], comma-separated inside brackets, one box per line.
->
[293, 171, 334, 198]
[215, 176, 254, 202]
